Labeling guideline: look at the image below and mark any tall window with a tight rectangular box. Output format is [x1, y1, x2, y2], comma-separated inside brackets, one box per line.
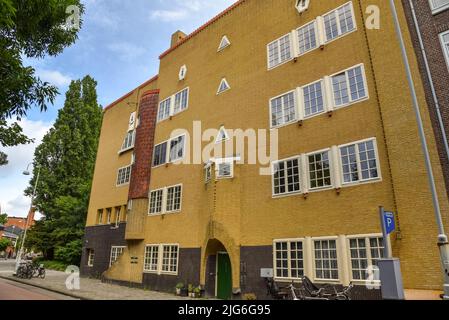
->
[158, 98, 171, 122]
[308, 151, 332, 190]
[121, 130, 135, 151]
[153, 142, 167, 167]
[268, 34, 292, 69]
[429, 0, 449, 14]
[116, 165, 132, 186]
[162, 245, 179, 274]
[87, 249, 95, 267]
[106, 208, 112, 224]
[174, 88, 189, 114]
[297, 21, 317, 55]
[270, 91, 296, 128]
[340, 139, 379, 184]
[166, 185, 182, 212]
[204, 164, 212, 183]
[97, 210, 103, 225]
[149, 189, 164, 214]
[440, 31, 449, 70]
[169, 135, 186, 162]
[114, 207, 121, 227]
[274, 240, 304, 279]
[323, 2, 355, 42]
[332, 65, 367, 107]
[273, 158, 301, 196]
[349, 236, 384, 281]
[303, 81, 324, 117]
[314, 239, 339, 280]
[144, 245, 160, 272]
[110, 246, 125, 266]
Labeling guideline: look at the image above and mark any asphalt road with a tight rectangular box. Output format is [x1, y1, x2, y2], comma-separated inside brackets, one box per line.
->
[0, 278, 77, 300]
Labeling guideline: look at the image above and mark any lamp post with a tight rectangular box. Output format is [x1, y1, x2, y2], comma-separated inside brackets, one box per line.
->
[15, 163, 40, 272]
[388, 0, 449, 299]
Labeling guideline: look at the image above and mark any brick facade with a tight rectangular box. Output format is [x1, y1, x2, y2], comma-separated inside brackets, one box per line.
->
[128, 90, 159, 200]
[402, 0, 449, 197]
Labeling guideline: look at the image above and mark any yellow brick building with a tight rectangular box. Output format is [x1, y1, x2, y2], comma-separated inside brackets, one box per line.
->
[81, 0, 449, 299]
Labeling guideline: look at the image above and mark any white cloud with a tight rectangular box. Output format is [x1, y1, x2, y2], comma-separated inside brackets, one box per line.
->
[107, 42, 147, 62]
[150, 9, 188, 22]
[37, 69, 72, 87]
[0, 119, 52, 219]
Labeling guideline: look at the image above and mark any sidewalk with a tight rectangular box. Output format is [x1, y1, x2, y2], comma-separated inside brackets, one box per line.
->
[0, 260, 190, 300]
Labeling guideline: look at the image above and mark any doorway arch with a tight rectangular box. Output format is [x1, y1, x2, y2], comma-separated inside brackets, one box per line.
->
[204, 239, 233, 299]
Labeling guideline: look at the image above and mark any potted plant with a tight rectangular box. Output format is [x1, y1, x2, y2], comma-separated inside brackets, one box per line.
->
[175, 282, 184, 296]
[193, 286, 202, 298]
[188, 284, 194, 298]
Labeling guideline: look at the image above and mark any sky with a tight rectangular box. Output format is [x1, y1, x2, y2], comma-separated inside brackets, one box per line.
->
[0, 0, 237, 219]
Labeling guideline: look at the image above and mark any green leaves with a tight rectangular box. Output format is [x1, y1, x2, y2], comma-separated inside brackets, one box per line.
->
[0, 238, 12, 252]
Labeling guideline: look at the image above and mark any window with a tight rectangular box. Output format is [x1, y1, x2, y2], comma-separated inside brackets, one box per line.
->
[114, 207, 121, 227]
[270, 91, 296, 128]
[440, 31, 449, 71]
[116, 165, 132, 186]
[308, 150, 332, 190]
[97, 210, 103, 225]
[174, 88, 189, 114]
[429, 0, 449, 14]
[144, 245, 159, 273]
[157, 88, 190, 122]
[158, 98, 171, 122]
[179, 65, 187, 81]
[295, 0, 310, 14]
[216, 160, 234, 179]
[216, 126, 230, 143]
[204, 163, 212, 183]
[274, 240, 305, 279]
[323, 2, 355, 42]
[303, 80, 324, 117]
[348, 236, 384, 281]
[340, 139, 379, 184]
[169, 135, 186, 162]
[332, 65, 367, 107]
[162, 245, 179, 274]
[314, 239, 339, 280]
[273, 157, 301, 196]
[297, 21, 318, 55]
[106, 208, 112, 224]
[121, 130, 135, 152]
[166, 185, 182, 213]
[153, 142, 167, 167]
[217, 78, 231, 94]
[87, 249, 95, 267]
[110, 246, 125, 266]
[218, 35, 231, 51]
[268, 34, 292, 69]
[149, 189, 164, 215]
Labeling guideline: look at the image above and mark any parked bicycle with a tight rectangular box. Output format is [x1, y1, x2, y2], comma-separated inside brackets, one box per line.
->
[15, 261, 46, 279]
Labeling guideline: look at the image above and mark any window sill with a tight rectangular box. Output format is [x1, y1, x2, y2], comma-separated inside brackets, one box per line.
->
[272, 191, 302, 199]
[118, 146, 134, 155]
[148, 211, 181, 217]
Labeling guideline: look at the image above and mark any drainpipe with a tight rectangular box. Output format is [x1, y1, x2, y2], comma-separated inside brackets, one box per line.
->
[388, 0, 449, 299]
[409, 0, 449, 164]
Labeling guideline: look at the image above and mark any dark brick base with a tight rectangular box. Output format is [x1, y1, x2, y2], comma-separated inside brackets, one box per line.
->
[80, 224, 127, 278]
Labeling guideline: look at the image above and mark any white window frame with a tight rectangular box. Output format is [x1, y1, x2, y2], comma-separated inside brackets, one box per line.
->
[321, 1, 357, 44]
[295, 0, 310, 14]
[429, 0, 449, 14]
[110, 246, 126, 267]
[143, 245, 160, 273]
[269, 90, 298, 129]
[97, 210, 103, 225]
[267, 33, 293, 70]
[215, 159, 234, 179]
[148, 184, 183, 216]
[330, 64, 369, 109]
[346, 234, 384, 283]
[271, 156, 302, 197]
[312, 237, 340, 282]
[106, 208, 112, 224]
[87, 249, 95, 267]
[273, 238, 306, 281]
[143, 244, 179, 276]
[114, 207, 121, 227]
[116, 165, 132, 187]
[217, 78, 231, 95]
[296, 20, 319, 57]
[119, 130, 136, 154]
[166, 184, 183, 213]
[338, 137, 382, 187]
[306, 148, 334, 191]
[440, 30, 449, 72]
[152, 134, 187, 168]
[215, 126, 230, 143]
[204, 163, 212, 183]
[152, 141, 168, 168]
[157, 87, 190, 123]
[300, 79, 326, 119]
[218, 35, 231, 52]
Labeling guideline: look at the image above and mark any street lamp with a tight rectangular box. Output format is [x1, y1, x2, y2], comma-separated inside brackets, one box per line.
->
[388, 0, 449, 299]
[15, 163, 40, 272]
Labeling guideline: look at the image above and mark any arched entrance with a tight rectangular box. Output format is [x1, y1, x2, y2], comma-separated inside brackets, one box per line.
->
[204, 239, 232, 300]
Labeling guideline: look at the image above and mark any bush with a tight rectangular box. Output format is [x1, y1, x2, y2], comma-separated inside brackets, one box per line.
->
[54, 239, 82, 265]
[39, 260, 68, 272]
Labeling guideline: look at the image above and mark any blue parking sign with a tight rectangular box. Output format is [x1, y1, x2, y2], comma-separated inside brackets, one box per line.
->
[383, 211, 396, 235]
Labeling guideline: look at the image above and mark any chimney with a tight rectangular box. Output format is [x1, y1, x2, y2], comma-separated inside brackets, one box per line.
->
[171, 30, 187, 47]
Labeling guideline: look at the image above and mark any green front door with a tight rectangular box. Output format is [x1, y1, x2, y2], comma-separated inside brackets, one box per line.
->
[217, 253, 232, 300]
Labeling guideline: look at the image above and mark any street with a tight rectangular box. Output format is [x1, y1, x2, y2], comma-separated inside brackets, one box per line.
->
[0, 278, 76, 300]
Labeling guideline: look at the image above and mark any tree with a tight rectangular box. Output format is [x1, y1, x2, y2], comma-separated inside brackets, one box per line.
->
[0, 213, 7, 225]
[25, 76, 103, 264]
[0, 0, 84, 165]
[0, 238, 12, 252]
